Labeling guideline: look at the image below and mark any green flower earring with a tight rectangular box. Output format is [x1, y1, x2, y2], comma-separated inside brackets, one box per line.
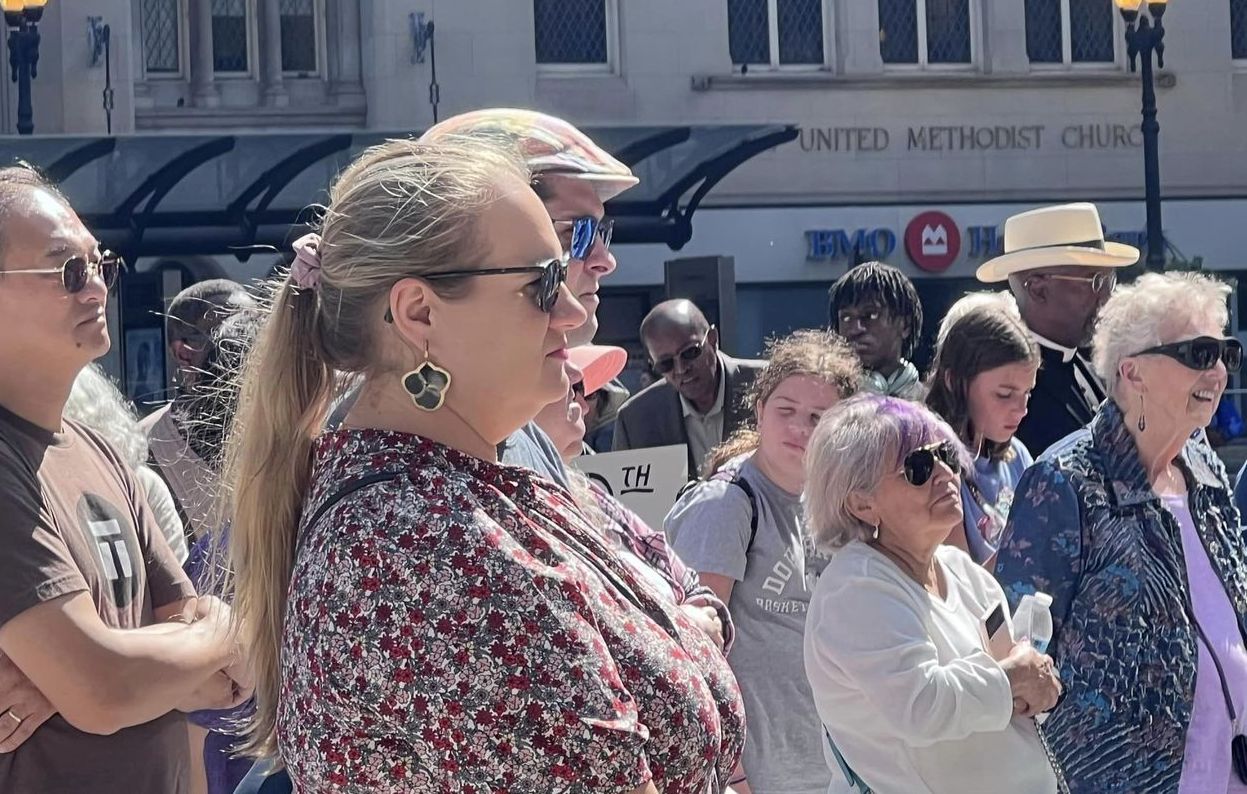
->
[402, 343, 451, 412]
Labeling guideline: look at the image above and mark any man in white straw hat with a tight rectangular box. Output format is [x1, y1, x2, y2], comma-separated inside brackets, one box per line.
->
[977, 202, 1139, 456]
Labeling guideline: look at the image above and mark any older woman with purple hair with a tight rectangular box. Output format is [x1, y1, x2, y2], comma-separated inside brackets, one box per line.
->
[802, 395, 1063, 793]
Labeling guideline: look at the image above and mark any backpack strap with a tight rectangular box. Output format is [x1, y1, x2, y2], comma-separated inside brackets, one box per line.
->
[677, 468, 760, 553]
[732, 475, 760, 553]
[296, 471, 405, 557]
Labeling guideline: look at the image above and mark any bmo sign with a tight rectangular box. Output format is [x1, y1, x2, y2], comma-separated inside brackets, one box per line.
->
[904, 211, 960, 273]
[804, 227, 897, 262]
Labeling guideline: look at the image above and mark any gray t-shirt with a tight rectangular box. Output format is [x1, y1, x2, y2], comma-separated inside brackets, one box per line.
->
[664, 455, 831, 794]
[499, 421, 571, 490]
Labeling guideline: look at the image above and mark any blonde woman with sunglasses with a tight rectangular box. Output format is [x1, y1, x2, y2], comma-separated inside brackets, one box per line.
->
[221, 137, 744, 793]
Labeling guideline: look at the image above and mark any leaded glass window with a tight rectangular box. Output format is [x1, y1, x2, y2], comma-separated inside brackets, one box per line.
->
[211, 0, 250, 73]
[881, 0, 971, 66]
[142, 0, 181, 75]
[925, 0, 970, 64]
[280, 0, 317, 74]
[729, 0, 824, 66]
[1027, 0, 1115, 64]
[534, 0, 609, 65]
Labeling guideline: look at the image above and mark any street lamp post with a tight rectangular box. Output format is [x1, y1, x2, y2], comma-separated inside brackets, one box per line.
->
[3, 0, 47, 136]
[1115, 0, 1168, 272]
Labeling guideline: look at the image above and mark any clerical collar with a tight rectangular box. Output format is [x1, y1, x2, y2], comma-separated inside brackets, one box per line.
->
[1030, 330, 1077, 364]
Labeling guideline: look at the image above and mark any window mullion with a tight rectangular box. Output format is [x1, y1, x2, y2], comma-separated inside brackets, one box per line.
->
[1061, 0, 1072, 65]
[916, 0, 929, 66]
[768, 0, 781, 66]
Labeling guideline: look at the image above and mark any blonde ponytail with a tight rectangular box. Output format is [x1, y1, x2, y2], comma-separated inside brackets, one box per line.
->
[221, 280, 331, 757]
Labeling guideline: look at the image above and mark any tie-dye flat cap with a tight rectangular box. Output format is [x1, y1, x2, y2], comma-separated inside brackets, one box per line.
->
[420, 108, 639, 202]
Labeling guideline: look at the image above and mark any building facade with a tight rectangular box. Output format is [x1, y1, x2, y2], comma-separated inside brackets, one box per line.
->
[4, 0, 1247, 386]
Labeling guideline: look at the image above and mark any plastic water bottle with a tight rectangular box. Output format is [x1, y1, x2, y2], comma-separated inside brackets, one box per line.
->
[1012, 592, 1054, 654]
[1012, 593, 1056, 725]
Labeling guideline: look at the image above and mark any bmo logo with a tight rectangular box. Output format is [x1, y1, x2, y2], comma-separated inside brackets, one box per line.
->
[904, 211, 960, 273]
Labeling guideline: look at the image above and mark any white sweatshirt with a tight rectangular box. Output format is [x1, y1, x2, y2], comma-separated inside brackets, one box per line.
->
[803, 541, 1058, 794]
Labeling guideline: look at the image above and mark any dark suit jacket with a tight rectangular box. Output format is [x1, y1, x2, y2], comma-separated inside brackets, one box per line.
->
[1016, 345, 1106, 457]
[612, 352, 766, 477]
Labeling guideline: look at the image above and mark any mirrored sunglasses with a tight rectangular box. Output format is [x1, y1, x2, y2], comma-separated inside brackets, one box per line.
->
[556, 216, 614, 261]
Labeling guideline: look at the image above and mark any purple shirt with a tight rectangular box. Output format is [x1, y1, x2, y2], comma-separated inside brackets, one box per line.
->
[1163, 494, 1247, 794]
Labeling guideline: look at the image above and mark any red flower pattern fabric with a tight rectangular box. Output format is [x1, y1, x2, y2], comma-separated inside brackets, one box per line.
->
[277, 429, 745, 793]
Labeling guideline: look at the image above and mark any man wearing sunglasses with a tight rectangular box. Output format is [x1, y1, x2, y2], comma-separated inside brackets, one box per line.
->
[419, 109, 638, 485]
[614, 299, 765, 478]
[978, 203, 1139, 457]
[0, 164, 251, 791]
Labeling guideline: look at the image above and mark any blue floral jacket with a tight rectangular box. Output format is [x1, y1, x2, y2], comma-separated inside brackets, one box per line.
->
[994, 400, 1247, 794]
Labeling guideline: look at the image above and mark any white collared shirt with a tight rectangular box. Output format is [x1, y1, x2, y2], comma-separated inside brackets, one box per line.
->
[679, 368, 726, 473]
[1030, 330, 1104, 410]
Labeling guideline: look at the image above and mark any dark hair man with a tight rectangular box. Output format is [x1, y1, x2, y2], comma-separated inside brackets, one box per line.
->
[828, 261, 926, 401]
[0, 163, 249, 792]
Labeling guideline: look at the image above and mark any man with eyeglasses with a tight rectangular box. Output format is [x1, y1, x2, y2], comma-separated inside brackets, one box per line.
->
[978, 202, 1139, 457]
[0, 163, 250, 792]
[614, 299, 765, 478]
[417, 109, 638, 486]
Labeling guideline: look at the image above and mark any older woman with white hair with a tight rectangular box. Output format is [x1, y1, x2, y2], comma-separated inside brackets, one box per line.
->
[995, 272, 1247, 793]
[804, 394, 1062, 793]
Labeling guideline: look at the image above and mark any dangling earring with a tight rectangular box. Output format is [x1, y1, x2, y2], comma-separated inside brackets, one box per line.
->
[871, 521, 881, 541]
[401, 341, 452, 412]
[1137, 394, 1147, 432]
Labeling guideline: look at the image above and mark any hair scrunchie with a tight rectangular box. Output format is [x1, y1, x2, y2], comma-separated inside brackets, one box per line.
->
[290, 233, 322, 290]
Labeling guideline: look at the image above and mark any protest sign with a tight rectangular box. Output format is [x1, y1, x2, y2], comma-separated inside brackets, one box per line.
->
[572, 445, 688, 529]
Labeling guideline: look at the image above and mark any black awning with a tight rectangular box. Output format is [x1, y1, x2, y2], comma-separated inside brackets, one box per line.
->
[1, 124, 797, 258]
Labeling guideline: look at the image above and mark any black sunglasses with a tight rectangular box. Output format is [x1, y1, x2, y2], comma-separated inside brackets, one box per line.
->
[1136, 336, 1243, 373]
[421, 253, 570, 313]
[4, 250, 124, 293]
[554, 216, 614, 261]
[652, 327, 713, 375]
[901, 441, 962, 487]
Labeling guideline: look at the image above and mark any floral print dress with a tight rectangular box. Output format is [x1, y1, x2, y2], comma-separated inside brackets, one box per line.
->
[277, 429, 745, 793]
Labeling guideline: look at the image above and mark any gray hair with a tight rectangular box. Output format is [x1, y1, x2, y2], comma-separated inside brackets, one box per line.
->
[65, 364, 147, 469]
[1092, 272, 1232, 395]
[804, 393, 964, 553]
